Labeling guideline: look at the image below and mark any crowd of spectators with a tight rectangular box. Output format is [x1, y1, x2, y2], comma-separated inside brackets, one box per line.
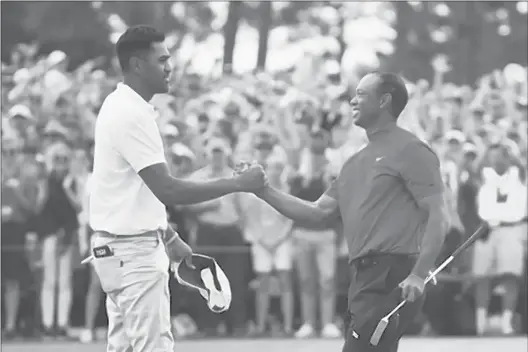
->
[1, 45, 527, 343]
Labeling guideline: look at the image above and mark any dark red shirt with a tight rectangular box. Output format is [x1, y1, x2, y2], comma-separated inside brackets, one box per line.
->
[325, 125, 444, 262]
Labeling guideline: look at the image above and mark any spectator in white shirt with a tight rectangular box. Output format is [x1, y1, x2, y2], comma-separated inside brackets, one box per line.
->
[185, 138, 249, 336]
[241, 153, 294, 336]
[473, 143, 528, 335]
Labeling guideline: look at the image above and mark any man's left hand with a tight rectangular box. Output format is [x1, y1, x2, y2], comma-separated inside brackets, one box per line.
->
[399, 274, 426, 302]
[166, 234, 195, 269]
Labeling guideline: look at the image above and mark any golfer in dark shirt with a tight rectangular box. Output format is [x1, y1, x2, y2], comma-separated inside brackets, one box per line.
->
[255, 72, 448, 351]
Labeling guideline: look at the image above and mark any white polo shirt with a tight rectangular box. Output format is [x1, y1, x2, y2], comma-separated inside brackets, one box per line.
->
[89, 83, 168, 235]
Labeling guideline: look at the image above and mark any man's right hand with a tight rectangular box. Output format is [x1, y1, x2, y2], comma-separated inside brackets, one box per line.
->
[233, 164, 268, 192]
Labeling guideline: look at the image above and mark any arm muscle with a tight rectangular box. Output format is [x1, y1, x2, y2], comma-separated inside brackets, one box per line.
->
[139, 163, 241, 206]
[257, 187, 339, 227]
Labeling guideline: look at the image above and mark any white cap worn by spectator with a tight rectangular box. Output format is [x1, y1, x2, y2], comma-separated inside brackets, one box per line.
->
[462, 142, 479, 156]
[161, 124, 180, 139]
[8, 104, 35, 122]
[445, 130, 466, 144]
[47, 50, 67, 67]
[469, 102, 486, 115]
[43, 120, 69, 137]
[171, 143, 196, 161]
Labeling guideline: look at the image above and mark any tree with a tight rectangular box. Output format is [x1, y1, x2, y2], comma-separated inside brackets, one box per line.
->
[256, 2, 273, 70]
[1, 2, 112, 69]
[222, 1, 242, 74]
[389, 1, 528, 85]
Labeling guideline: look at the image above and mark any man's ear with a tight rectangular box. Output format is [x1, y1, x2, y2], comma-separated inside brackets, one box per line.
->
[380, 93, 392, 110]
[129, 56, 141, 73]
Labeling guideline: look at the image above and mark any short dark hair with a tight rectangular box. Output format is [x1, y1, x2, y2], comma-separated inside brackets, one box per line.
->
[115, 25, 165, 72]
[372, 72, 409, 119]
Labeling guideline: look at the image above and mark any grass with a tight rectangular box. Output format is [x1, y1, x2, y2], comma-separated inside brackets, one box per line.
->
[2, 337, 527, 352]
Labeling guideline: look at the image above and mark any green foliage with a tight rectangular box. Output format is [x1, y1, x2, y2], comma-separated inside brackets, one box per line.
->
[1, 2, 112, 69]
[1, 1, 526, 83]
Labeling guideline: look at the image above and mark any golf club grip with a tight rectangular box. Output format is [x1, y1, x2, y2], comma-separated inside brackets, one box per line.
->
[450, 224, 487, 258]
[382, 223, 487, 320]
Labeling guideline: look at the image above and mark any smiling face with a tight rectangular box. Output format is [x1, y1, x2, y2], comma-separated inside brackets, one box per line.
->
[349, 74, 383, 129]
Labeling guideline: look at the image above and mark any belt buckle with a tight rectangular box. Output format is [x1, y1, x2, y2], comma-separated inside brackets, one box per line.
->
[357, 257, 378, 269]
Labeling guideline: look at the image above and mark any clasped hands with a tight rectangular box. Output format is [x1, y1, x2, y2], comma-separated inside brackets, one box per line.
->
[232, 160, 268, 193]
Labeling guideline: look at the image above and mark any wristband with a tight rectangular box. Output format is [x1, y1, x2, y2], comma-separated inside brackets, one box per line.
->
[165, 232, 179, 246]
[164, 226, 180, 245]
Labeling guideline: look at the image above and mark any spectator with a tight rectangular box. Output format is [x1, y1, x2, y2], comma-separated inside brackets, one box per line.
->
[288, 130, 341, 339]
[1, 145, 33, 339]
[168, 142, 196, 178]
[19, 156, 48, 337]
[242, 153, 294, 336]
[38, 142, 80, 338]
[1, 38, 527, 339]
[166, 144, 198, 323]
[444, 130, 466, 165]
[473, 143, 528, 335]
[185, 138, 248, 337]
[458, 143, 483, 237]
[77, 149, 102, 344]
[6, 104, 37, 150]
[42, 120, 70, 172]
[160, 123, 180, 153]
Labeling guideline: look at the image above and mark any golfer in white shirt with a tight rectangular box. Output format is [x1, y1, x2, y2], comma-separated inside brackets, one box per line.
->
[89, 26, 266, 352]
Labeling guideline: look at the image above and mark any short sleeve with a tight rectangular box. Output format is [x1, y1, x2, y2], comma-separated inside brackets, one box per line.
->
[113, 116, 166, 173]
[398, 142, 444, 202]
[323, 179, 339, 200]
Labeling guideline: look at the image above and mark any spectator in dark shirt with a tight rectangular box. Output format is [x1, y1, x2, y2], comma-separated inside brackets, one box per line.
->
[38, 142, 80, 338]
[458, 143, 482, 239]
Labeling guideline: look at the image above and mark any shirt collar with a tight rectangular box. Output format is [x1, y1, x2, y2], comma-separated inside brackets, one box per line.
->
[366, 121, 397, 141]
[116, 83, 158, 118]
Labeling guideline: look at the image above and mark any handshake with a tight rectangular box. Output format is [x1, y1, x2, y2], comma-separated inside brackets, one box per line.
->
[232, 161, 268, 193]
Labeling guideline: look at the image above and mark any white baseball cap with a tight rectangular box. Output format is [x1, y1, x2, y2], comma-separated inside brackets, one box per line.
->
[8, 104, 34, 121]
[173, 254, 232, 313]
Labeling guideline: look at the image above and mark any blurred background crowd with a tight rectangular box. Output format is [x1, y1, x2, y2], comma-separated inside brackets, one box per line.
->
[1, 0, 527, 344]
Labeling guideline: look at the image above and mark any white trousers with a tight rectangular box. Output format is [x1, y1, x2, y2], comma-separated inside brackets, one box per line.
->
[472, 223, 527, 277]
[91, 232, 174, 352]
[41, 233, 73, 329]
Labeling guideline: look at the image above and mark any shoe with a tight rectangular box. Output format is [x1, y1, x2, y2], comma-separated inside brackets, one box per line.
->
[41, 327, 56, 339]
[501, 321, 515, 335]
[232, 327, 249, 338]
[55, 326, 71, 340]
[321, 323, 342, 338]
[79, 329, 95, 343]
[294, 324, 315, 338]
[2, 329, 17, 341]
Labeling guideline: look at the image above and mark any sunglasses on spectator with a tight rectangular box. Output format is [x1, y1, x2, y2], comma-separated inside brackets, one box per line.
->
[53, 155, 70, 163]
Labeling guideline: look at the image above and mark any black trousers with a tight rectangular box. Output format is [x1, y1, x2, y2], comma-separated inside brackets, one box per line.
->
[342, 253, 425, 352]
